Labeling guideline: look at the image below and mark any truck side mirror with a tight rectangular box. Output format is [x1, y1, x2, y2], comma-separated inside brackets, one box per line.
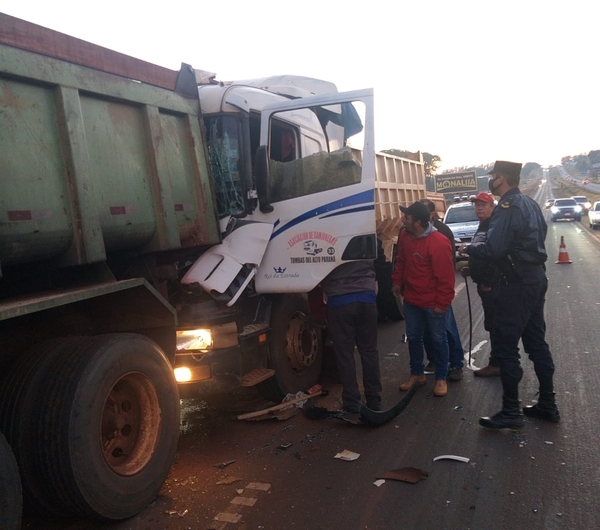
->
[255, 145, 274, 213]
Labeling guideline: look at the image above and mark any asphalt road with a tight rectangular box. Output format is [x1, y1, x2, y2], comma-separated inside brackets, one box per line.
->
[22, 178, 600, 530]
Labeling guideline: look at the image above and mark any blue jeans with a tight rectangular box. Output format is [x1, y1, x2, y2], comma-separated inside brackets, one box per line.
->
[403, 301, 450, 380]
[423, 305, 464, 370]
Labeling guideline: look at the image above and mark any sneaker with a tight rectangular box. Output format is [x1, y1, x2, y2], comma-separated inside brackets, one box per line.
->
[474, 365, 501, 377]
[424, 361, 436, 373]
[433, 380, 447, 397]
[399, 375, 427, 391]
[448, 368, 463, 381]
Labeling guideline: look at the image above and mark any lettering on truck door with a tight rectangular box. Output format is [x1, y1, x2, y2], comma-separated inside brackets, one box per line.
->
[253, 90, 376, 293]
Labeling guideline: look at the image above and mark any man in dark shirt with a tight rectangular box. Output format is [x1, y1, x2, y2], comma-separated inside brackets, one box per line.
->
[321, 260, 382, 413]
[461, 192, 501, 377]
[460, 161, 559, 429]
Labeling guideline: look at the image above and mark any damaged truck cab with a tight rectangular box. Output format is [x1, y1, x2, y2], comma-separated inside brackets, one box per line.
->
[173, 75, 377, 400]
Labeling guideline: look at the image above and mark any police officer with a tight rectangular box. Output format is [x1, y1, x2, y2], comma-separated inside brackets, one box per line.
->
[460, 161, 559, 429]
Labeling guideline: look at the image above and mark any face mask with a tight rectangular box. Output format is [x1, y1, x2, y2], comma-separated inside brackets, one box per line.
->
[488, 176, 500, 195]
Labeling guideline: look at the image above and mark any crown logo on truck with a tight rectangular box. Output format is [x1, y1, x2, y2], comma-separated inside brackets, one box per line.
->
[273, 267, 287, 274]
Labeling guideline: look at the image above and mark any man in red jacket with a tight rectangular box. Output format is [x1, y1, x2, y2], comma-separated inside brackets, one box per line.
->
[392, 201, 456, 397]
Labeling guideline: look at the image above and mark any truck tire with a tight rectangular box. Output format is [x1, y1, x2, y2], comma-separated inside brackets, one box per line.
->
[0, 431, 22, 530]
[258, 295, 323, 402]
[0, 334, 179, 521]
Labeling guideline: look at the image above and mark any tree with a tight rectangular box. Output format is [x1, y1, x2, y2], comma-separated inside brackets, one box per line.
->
[521, 162, 542, 181]
[588, 150, 600, 166]
[574, 155, 590, 174]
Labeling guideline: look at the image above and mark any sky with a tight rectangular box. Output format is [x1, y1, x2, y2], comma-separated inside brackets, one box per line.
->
[3, 1, 598, 171]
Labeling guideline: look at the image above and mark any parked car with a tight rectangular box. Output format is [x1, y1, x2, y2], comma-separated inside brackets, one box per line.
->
[588, 201, 600, 230]
[550, 198, 582, 222]
[544, 198, 555, 209]
[572, 195, 592, 214]
[442, 202, 479, 261]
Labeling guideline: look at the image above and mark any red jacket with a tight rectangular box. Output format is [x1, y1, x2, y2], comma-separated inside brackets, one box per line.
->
[392, 225, 455, 310]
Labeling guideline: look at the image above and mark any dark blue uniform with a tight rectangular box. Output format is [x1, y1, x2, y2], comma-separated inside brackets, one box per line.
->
[466, 187, 555, 402]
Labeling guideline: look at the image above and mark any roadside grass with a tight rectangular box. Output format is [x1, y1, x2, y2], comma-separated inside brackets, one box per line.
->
[551, 180, 600, 204]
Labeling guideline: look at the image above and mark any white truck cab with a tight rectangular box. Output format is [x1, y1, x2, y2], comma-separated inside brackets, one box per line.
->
[182, 76, 376, 301]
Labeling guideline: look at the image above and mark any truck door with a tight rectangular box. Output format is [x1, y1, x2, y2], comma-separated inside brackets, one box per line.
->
[253, 89, 376, 293]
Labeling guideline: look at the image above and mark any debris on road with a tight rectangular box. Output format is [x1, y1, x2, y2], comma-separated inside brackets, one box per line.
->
[334, 449, 360, 461]
[214, 513, 242, 523]
[277, 443, 293, 450]
[216, 476, 242, 485]
[359, 383, 419, 426]
[433, 455, 470, 463]
[373, 479, 385, 487]
[377, 467, 428, 484]
[237, 389, 323, 421]
[246, 482, 271, 491]
[213, 460, 236, 469]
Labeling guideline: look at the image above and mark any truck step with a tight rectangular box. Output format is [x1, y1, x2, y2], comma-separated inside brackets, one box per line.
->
[239, 322, 270, 338]
[241, 368, 275, 387]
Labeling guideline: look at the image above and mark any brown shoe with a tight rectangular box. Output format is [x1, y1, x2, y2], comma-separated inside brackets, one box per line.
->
[474, 365, 501, 377]
[433, 380, 447, 397]
[399, 375, 426, 391]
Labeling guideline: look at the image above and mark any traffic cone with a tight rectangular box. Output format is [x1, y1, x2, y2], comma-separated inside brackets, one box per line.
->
[555, 236, 572, 264]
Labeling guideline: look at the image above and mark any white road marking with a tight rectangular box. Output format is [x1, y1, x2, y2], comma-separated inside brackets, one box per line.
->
[214, 512, 242, 523]
[463, 340, 488, 371]
[230, 497, 257, 507]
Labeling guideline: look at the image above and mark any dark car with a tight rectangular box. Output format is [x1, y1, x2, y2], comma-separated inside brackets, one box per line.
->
[551, 198, 582, 222]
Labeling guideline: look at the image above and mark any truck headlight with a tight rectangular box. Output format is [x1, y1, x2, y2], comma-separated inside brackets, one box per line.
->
[574, 205, 582, 213]
[584, 202, 591, 209]
[176, 329, 213, 352]
[174, 366, 193, 383]
[551, 206, 559, 214]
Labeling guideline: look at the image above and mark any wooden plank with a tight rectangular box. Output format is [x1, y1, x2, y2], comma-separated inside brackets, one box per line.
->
[0, 13, 178, 90]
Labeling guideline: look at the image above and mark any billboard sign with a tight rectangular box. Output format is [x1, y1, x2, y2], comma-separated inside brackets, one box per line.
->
[435, 171, 477, 194]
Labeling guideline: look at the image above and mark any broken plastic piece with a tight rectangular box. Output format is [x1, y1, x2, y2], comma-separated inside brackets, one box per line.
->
[433, 455, 470, 463]
[373, 479, 385, 487]
[334, 449, 360, 461]
[277, 443, 293, 450]
[213, 460, 236, 469]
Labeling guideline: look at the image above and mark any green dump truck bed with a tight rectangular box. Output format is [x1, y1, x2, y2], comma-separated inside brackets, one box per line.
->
[0, 13, 220, 275]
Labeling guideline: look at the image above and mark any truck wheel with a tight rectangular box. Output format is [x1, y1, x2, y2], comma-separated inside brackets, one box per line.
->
[258, 295, 323, 402]
[0, 431, 22, 530]
[0, 334, 179, 521]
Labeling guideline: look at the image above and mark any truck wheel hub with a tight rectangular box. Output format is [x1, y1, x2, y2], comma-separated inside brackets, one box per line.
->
[285, 313, 318, 371]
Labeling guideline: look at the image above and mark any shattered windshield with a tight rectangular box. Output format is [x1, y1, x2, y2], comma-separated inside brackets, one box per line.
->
[204, 115, 245, 218]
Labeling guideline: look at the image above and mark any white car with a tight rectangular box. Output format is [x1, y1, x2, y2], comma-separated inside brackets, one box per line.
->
[589, 201, 600, 230]
[442, 202, 479, 261]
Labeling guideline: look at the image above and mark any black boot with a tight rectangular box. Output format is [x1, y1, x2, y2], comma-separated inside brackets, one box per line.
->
[479, 397, 524, 430]
[523, 391, 560, 423]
